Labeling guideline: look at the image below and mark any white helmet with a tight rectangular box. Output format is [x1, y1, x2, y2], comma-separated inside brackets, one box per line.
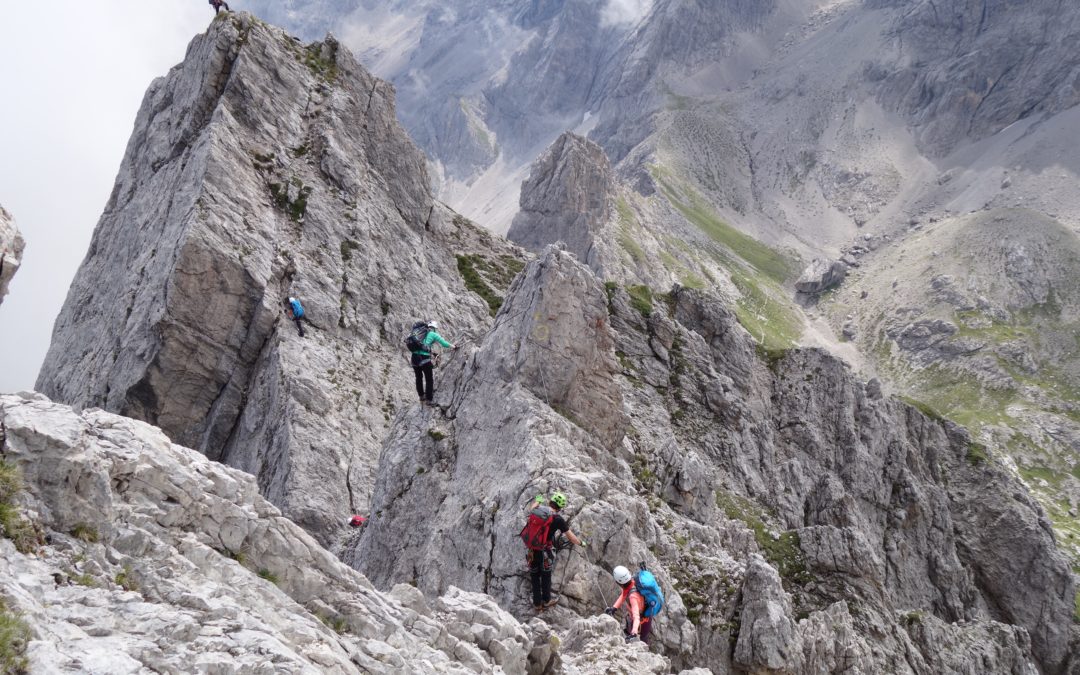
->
[613, 566, 632, 585]
[427, 320, 439, 330]
[288, 297, 297, 303]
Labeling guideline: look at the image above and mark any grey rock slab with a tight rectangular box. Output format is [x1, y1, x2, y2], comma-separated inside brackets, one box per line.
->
[0, 203, 24, 306]
[795, 258, 847, 294]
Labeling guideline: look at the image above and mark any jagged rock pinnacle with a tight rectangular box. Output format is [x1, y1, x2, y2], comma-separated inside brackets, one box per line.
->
[35, 13, 526, 544]
[0, 204, 24, 307]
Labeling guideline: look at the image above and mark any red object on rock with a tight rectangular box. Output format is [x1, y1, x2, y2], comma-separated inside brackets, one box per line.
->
[349, 515, 367, 528]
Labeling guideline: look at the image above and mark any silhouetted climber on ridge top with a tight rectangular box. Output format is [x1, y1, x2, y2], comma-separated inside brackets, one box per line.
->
[210, 0, 230, 14]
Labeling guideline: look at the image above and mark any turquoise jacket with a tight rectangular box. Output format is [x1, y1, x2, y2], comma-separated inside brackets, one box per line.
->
[415, 330, 452, 356]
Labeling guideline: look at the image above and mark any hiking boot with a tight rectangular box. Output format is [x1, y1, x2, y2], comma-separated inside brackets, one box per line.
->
[543, 597, 559, 609]
[533, 604, 544, 613]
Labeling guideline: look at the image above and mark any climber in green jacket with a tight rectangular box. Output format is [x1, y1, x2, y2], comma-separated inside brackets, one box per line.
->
[406, 320, 456, 405]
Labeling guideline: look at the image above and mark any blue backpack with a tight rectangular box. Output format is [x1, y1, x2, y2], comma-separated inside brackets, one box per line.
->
[289, 298, 305, 318]
[636, 568, 664, 618]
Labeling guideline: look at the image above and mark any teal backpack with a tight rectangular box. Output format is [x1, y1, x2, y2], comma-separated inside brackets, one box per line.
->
[635, 565, 664, 618]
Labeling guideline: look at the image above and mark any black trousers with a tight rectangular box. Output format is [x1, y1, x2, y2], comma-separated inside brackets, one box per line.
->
[527, 549, 553, 606]
[293, 317, 305, 337]
[412, 354, 433, 400]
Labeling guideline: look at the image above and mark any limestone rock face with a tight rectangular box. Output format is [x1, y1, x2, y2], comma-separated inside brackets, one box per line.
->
[35, 14, 526, 545]
[351, 248, 1076, 671]
[0, 393, 694, 674]
[0, 204, 24, 306]
[508, 133, 615, 273]
[794, 258, 846, 294]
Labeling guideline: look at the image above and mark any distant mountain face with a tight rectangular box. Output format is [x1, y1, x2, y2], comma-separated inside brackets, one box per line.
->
[241, 0, 1080, 237]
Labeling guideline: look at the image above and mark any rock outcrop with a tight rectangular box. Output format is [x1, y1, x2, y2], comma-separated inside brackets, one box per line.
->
[351, 247, 1076, 672]
[35, 14, 526, 545]
[0, 204, 24, 306]
[794, 258, 846, 294]
[508, 133, 615, 273]
[0, 392, 707, 674]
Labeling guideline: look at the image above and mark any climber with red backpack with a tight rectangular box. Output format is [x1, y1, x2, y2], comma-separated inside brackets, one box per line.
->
[605, 564, 664, 645]
[520, 492, 585, 612]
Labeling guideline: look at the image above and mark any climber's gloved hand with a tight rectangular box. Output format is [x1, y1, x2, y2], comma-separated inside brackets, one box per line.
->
[578, 539, 587, 549]
[604, 607, 616, 616]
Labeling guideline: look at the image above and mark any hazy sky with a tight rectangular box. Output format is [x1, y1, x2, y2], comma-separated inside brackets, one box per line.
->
[0, 1, 209, 392]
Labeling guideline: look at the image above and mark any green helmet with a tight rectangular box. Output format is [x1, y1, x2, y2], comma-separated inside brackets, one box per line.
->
[550, 492, 567, 509]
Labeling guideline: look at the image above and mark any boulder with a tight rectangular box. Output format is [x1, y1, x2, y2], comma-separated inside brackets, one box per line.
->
[795, 258, 847, 294]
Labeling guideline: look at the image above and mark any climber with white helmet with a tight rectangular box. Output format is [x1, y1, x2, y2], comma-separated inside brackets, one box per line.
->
[519, 492, 585, 612]
[605, 563, 664, 645]
[404, 319, 456, 405]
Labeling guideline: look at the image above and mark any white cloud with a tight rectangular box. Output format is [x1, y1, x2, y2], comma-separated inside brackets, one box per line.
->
[0, 1, 208, 392]
[601, 0, 654, 26]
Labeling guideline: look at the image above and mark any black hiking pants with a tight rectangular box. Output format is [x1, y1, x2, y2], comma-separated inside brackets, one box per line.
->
[293, 317, 306, 337]
[527, 549, 554, 607]
[412, 354, 434, 401]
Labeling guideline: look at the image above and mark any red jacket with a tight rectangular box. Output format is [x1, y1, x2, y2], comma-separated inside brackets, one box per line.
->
[613, 581, 646, 636]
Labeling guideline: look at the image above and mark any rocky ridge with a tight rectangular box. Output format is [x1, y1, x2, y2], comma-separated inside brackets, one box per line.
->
[821, 207, 1080, 565]
[35, 13, 527, 546]
[352, 247, 1077, 673]
[0, 392, 703, 673]
[0, 205, 24, 307]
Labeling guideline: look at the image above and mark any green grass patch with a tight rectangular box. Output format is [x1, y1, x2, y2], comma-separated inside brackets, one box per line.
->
[258, 568, 280, 584]
[0, 463, 37, 554]
[303, 42, 339, 82]
[340, 239, 359, 262]
[716, 490, 810, 585]
[427, 429, 446, 441]
[319, 613, 350, 634]
[115, 566, 138, 592]
[730, 269, 801, 351]
[899, 396, 947, 423]
[966, 442, 990, 466]
[0, 600, 30, 674]
[627, 285, 654, 318]
[269, 181, 312, 223]
[72, 573, 96, 588]
[456, 255, 503, 316]
[653, 165, 797, 283]
[70, 523, 99, 544]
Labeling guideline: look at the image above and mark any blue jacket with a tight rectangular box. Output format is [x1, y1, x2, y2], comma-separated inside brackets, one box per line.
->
[289, 299, 305, 318]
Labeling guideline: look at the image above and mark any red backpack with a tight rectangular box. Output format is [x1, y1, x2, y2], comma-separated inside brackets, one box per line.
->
[520, 504, 554, 551]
